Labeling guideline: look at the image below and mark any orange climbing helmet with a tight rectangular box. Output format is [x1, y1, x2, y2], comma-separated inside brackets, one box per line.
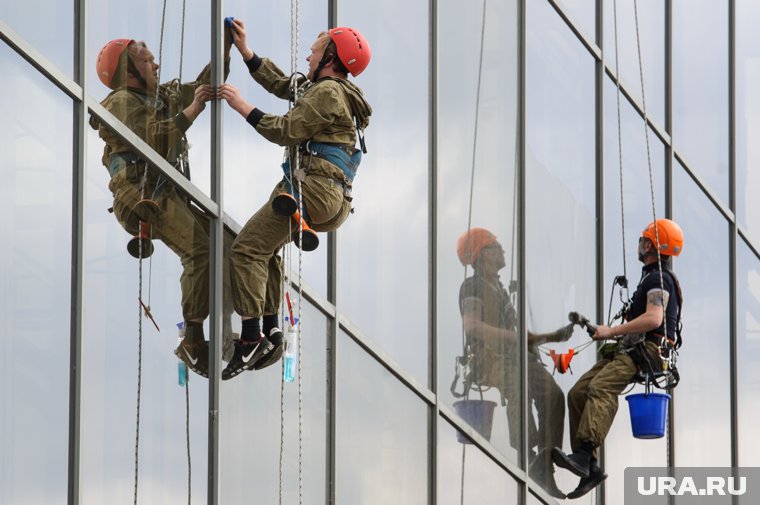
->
[457, 228, 498, 266]
[96, 38, 134, 89]
[328, 27, 371, 77]
[641, 218, 684, 257]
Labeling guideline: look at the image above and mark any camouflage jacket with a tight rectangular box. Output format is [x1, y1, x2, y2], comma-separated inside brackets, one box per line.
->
[246, 56, 372, 181]
[90, 60, 230, 170]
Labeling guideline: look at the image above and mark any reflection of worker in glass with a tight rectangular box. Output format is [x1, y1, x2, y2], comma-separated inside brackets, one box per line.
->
[457, 228, 573, 499]
[217, 19, 372, 380]
[89, 37, 232, 378]
[552, 219, 684, 499]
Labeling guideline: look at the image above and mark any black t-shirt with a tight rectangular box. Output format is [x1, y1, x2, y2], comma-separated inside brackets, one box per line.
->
[627, 262, 679, 341]
[458, 273, 517, 330]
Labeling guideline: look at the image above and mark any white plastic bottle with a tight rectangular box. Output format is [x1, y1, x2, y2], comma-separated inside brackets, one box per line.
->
[176, 322, 188, 387]
[283, 316, 299, 383]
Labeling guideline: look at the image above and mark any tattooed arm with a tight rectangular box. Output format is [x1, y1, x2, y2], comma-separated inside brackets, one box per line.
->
[592, 288, 668, 340]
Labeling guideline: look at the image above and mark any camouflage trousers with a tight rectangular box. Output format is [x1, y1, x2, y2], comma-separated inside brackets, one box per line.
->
[230, 175, 351, 317]
[568, 340, 661, 453]
[109, 169, 234, 324]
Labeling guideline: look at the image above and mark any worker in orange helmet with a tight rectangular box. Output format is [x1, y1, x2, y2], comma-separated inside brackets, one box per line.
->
[553, 218, 685, 499]
[89, 35, 233, 378]
[457, 228, 574, 499]
[217, 19, 372, 380]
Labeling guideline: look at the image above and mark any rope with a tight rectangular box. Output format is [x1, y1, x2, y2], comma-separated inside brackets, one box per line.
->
[155, 0, 168, 106]
[184, 378, 191, 505]
[632, 0, 668, 342]
[133, 228, 146, 505]
[178, 0, 186, 82]
[611, 0, 628, 283]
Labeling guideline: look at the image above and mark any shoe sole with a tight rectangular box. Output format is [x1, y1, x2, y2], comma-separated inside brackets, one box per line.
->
[551, 448, 590, 479]
[254, 344, 283, 370]
[566, 471, 608, 499]
[222, 340, 274, 380]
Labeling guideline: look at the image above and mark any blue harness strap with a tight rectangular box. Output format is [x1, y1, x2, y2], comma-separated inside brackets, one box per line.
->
[301, 141, 362, 183]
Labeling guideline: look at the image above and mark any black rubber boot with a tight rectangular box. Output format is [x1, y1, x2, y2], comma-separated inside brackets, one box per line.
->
[551, 446, 591, 479]
[566, 459, 607, 499]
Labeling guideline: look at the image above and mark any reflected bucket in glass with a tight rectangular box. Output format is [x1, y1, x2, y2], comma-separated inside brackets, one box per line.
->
[626, 392, 670, 439]
[453, 399, 497, 444]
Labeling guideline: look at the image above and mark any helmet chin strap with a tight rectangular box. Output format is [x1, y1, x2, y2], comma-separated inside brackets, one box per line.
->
[126, 55, 149, 88]
[312, 52, 334, 81]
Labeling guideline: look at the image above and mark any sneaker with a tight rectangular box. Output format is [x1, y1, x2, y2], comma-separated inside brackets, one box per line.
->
[566, 460, 607, 499]
[222, 337, 274, 381]
[254, 328, 284, 370]
[174, 338, 209, 378]
[552, 447, 591, 479]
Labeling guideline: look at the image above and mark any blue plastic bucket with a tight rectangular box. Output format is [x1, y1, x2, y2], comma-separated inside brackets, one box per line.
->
[453, 399, 497, 444]
[626, 392, 670, 439]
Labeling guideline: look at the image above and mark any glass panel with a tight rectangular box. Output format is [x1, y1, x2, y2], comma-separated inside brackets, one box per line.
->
[222, 0, 328, 297]
[219, 301, 327, 504]
[336, 0, 430, 382]
[0, 0, 73, 78]
[672, 0, 728, 203]
[526, 1, 596, 501]
[735, 0, 760, 248]
[88, 0, 212, 195]
[438, 418, 519, 505]
[737, 240, 760, 466]
[437, 0, 520, 465]
[602, 75, 667, 501]
[336, 333, 428, 504]
[555, 0, 596, 40]
[0, 42, 72, 505]
[603, 0, 665, 128]
[81, 117, 211, 502]
[673, 162, 731, 466]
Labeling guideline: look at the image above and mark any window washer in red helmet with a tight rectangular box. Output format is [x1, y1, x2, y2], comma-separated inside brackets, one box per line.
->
[218, 19, 372, 380]
[89, 35, 233, 379]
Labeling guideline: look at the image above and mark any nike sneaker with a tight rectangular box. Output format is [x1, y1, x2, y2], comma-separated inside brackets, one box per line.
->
[222, 336, 274, 381]
[254, 328, 284, 370]
[174, 337, 209, 378]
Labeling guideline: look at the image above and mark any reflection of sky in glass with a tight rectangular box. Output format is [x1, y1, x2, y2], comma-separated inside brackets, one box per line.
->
[337, 333, 428, 504]
[603, 0, 665, 128]
[337, 0, 430, 383]
[737, 240, 760, 466]
[220, 303, 327, 504]
[527, 3, 596, 500]
[1, 0, 73, 77]
[437, 418, 519, 504]
[555, 0, 596, 41]
[735, 0, 760, 251]
[0, 43, 72, 505]
[602, 76, 667, 502]
[673, 0, 729, 204]
[673, 162, 731, 466]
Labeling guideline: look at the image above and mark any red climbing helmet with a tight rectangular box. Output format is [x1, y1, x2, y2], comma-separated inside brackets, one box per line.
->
[641, 218, 684, 257]
[96, 38, 134, 89]
[328, 27, 371, 77]
[457, 228, 498, 266]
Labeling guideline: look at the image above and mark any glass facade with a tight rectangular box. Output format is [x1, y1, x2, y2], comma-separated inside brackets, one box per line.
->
[2, 1, 757, 504]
